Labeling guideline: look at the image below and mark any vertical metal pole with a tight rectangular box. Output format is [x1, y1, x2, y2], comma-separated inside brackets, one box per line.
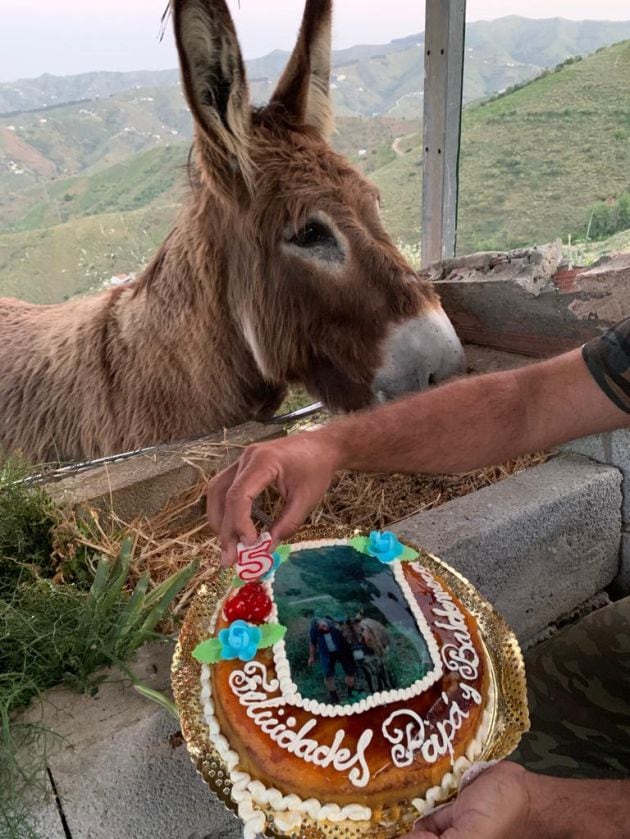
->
[421, 0, 466, 268]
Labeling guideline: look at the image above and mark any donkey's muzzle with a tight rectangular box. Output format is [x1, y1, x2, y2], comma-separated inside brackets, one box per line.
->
[372, 305, 466, 402]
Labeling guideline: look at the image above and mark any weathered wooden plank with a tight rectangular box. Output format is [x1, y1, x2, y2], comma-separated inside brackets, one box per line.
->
[421, 0, 467, 267]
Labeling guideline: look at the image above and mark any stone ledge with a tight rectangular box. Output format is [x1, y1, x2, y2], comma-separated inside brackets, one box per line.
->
[22, 642, 241, 839]
[561, 429, 630, 521]
[432, 249, 630, 358]
[45, 421, 284, 523]
[562, 429, 630, 595]
[393, 454, 622, 642]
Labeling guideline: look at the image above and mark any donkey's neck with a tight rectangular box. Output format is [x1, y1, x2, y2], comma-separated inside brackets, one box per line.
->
[112, 202, 286, 439]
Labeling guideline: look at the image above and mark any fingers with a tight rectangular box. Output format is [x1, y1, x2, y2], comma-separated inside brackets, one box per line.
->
[409, 763, 531, 839]
[205, 461, 238, 533]
[404, 808, 451, 838]
[205, 444, 281, 566]
[269, 488, 322, 545]
[405, 832, 438, 839]
[206, 432, 339, 564]
[269, 448, 335, 544]
[219, 463, 278, 566]
[205, 461, 256, 566]
[416, 807, 453, 835]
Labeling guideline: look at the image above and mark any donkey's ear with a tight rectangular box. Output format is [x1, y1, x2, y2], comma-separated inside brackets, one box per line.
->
[271, 0, 334, 139]
[172, 0, 252, 200]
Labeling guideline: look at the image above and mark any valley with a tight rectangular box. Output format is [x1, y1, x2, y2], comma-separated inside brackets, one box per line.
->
[1, 16, 630, 302]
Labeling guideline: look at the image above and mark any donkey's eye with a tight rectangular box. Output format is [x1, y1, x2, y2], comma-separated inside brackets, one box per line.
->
[283, 215, 345, 266]
[290, 221, 335, 248]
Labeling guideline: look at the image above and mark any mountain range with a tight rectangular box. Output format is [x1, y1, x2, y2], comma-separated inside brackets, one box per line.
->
[2, 16, 630, 303]
[3, 16, 630, 118]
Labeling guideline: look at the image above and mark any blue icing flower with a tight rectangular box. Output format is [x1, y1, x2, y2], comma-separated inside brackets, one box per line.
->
[218, 620, 262, 662]
[260, 551, 282, 581]
[366, 530, 404, 563]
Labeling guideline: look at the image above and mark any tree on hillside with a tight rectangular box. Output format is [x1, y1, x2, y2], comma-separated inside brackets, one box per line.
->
[587, 192, 630, 241]
[616, 193, 630, 232]
[588, 202, 614, 240]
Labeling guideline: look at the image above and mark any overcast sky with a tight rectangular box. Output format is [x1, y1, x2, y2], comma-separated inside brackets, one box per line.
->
[2, 0, 630, 82]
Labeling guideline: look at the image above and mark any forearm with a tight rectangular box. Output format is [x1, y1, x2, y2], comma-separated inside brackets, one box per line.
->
[321, 368, 526, 475]
[527, 773, 630, 839]
[207, 348, 630, 556]
[319, 349, 629, 476]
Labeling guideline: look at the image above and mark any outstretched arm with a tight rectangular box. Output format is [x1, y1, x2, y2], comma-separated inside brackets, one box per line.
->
[207, 348, 629, 564]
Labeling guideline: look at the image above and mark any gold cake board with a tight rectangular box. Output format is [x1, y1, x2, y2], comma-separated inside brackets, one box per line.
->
[172, 536, 529, 838]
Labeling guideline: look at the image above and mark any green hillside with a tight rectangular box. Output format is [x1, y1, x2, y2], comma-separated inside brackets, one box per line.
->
[0, 118, 411, 301]
[0, 85, 191, 182]
[460, 40, 630, 251]
[2, 33, 630, 304]
[372, 40, 630, 252]
[465, 16, 630, 69]
[9, 144, 189, 232]
[0, 204, 177, 303]
[0, 70, 180, 115]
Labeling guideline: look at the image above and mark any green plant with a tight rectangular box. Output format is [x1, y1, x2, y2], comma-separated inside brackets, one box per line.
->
[0, 457, 58, 586]
[0, 459, 198, 837]
[1, 538, 197, 706]
[584, 189, 630, 241]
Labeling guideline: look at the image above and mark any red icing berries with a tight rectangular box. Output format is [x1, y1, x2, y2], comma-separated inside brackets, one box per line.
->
[224, 582, 272, 625]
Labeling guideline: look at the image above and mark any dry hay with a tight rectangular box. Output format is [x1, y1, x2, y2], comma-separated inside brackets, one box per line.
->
[53, 452, 549, 618]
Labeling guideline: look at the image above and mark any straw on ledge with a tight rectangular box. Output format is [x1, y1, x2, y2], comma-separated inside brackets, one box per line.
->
[53, 452, 549, 616]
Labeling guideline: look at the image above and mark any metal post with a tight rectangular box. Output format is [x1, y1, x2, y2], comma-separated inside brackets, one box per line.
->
[421, 0, 466, 268]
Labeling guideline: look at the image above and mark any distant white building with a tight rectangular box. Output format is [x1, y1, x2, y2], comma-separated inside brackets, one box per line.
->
[104, 273, 135, 288]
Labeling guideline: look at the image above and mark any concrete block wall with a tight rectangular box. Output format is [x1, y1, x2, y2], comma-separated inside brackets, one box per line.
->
[393, 454, 623, 643]
[24, 643, 241, 839]
[562, 431, 630, 595]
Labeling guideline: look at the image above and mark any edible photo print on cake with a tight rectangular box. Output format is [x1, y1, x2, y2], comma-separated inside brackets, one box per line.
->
[272, 545, 434, 707]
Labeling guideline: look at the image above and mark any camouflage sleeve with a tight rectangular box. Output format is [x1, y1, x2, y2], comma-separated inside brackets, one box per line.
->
[582, 317, 630, 413]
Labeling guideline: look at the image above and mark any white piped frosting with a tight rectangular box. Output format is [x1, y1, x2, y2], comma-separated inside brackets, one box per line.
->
[268, 539, 445, 718]
[411, 677, 495, 818]
[199, 536, 495, 835]
[200, 659, 373, 831]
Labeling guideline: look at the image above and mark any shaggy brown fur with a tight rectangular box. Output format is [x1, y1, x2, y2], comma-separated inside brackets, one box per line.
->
[0, 0, 442, 463]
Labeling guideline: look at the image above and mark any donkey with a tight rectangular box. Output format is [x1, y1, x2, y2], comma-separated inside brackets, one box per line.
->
[346, 611, 395, 692]
[0, 0, 465, 464]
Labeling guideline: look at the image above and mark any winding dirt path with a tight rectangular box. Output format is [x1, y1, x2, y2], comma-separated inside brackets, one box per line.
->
[391, 136, 405, 156]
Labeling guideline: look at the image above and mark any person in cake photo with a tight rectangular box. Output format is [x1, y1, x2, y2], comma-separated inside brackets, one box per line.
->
[207, 318, 630, 838]
[307, 616, 358, 703]
[273, 543, 433, 706]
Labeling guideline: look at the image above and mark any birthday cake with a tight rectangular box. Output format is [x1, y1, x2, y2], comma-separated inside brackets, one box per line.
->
[188, 531, 501, 838]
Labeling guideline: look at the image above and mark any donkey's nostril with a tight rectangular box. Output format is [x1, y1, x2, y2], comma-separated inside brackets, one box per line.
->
[372, 307, 466, 402]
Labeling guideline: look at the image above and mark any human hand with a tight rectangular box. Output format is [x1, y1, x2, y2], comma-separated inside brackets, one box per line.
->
[308, 655, 315, 667]
[405, 762, 531, 839]
[206, 430, 342, 566]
